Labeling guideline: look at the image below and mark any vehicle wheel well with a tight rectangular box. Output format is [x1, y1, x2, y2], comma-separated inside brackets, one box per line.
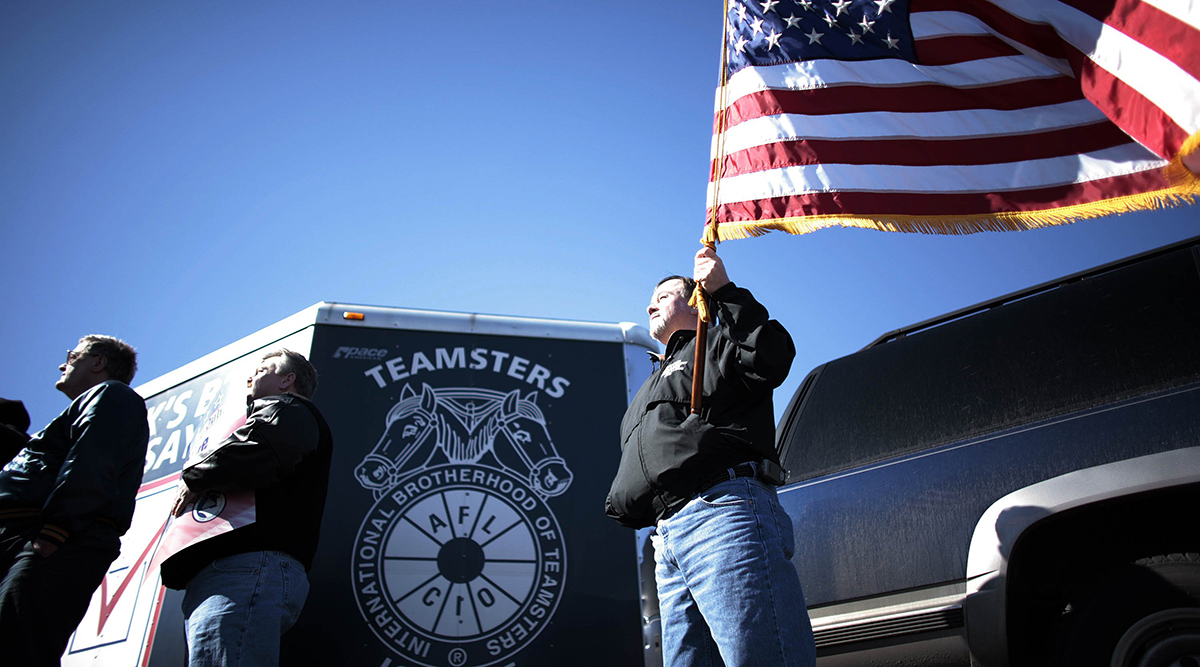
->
[1001, 482, 1200, 665]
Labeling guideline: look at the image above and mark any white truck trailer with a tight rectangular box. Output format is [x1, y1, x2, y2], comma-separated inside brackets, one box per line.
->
[59, 302, 657, 667]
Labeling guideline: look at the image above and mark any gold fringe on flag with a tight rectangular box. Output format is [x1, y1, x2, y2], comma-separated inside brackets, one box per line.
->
[707, 146, 1200, 241]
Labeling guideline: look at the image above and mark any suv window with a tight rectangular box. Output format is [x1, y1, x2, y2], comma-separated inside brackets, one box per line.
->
[779, 247, 1200, 482]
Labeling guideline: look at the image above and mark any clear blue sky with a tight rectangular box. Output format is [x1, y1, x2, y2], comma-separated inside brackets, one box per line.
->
[2, 1, 1197, 432]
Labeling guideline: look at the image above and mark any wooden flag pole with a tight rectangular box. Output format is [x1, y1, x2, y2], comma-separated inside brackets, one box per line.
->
[689, 296, 709, 415]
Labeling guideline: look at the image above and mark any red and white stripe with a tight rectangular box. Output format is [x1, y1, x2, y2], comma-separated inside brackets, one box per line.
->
[707, 0, 1200, 227]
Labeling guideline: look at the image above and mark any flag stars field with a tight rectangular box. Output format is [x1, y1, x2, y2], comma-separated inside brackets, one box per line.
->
[727, 0, 916, 63]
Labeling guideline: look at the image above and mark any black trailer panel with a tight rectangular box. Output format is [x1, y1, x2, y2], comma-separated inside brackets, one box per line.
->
[61, 304, 656, 667]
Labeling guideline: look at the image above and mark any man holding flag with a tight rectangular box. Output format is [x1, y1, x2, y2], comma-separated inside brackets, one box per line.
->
[606, 248, 816, 667]
[608, 0, 1196, 664]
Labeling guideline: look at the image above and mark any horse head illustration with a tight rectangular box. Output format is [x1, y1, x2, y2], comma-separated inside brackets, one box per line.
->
[356, 384, 572, 500]
[491, 390, 572, 498]
[353, 383, 439, 496]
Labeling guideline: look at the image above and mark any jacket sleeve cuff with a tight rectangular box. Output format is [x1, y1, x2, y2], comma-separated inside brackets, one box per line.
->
[711, 281, 739, 301]
[38, 524, 69, 548]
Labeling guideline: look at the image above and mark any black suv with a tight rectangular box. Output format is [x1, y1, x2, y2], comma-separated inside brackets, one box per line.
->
[772, 236, 1200, 666]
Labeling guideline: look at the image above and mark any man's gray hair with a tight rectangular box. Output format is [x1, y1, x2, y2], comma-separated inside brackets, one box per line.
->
[656, 274, 696, 297]
[80, 335, 138, 385]
[656, 275, 712, 317]
[264, 348, 318, 398]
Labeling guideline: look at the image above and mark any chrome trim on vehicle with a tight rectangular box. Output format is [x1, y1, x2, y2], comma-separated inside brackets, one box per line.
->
[814, 606, 964, 648]
[810, 585, 966, 649]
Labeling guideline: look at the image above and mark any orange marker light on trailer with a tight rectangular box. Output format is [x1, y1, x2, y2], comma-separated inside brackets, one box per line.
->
[342, 312, 365, 321]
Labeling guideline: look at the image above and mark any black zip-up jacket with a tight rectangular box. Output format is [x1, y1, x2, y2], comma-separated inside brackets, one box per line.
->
[160, 393, 333, 589]
[0, 381, 149, 548]
[605, 282, 795, 529]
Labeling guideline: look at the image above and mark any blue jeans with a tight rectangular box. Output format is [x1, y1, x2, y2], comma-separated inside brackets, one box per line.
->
[652, 477, 816, 667]
[181, 551, 310, 667]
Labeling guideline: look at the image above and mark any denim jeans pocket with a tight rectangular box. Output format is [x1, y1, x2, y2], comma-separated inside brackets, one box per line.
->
[279, 559, 310, 627]
[210, 552, 262, 574]
[697, 479, 750, 508]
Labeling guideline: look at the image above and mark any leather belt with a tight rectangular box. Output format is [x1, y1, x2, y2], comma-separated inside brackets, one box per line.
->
[658, 463, 767, 524]
[697, 462, 762, 494]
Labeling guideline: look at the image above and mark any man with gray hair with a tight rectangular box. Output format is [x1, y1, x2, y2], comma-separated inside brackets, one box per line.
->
[0, 335, 149, 664]
[161, 348, 333, 667]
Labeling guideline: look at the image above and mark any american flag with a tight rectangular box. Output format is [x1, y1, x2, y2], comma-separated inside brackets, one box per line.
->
[706, 0, 1200, 239]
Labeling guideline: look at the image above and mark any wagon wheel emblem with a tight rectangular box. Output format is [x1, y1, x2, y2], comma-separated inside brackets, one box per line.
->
[388, 487, 536, 638]
[353, 464, 565, 667]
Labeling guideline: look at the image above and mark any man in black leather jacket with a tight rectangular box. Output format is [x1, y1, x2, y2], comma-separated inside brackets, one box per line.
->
[606, 248, 815, 667]
[161, 348, 332, 667]
[0, 335, 149, 665]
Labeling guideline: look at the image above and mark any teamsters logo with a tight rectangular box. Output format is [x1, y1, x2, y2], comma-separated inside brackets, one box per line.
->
[352, 368, 573, 667]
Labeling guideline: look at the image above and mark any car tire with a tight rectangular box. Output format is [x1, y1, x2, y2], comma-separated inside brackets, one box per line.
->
[1059, 553, 1200, 667]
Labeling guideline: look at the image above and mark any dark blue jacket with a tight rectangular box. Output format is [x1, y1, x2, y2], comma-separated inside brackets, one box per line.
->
[0, 381, 149, 548]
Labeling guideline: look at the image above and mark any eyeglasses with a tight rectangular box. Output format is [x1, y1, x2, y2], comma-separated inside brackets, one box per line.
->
[65, 350, 94, 366]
